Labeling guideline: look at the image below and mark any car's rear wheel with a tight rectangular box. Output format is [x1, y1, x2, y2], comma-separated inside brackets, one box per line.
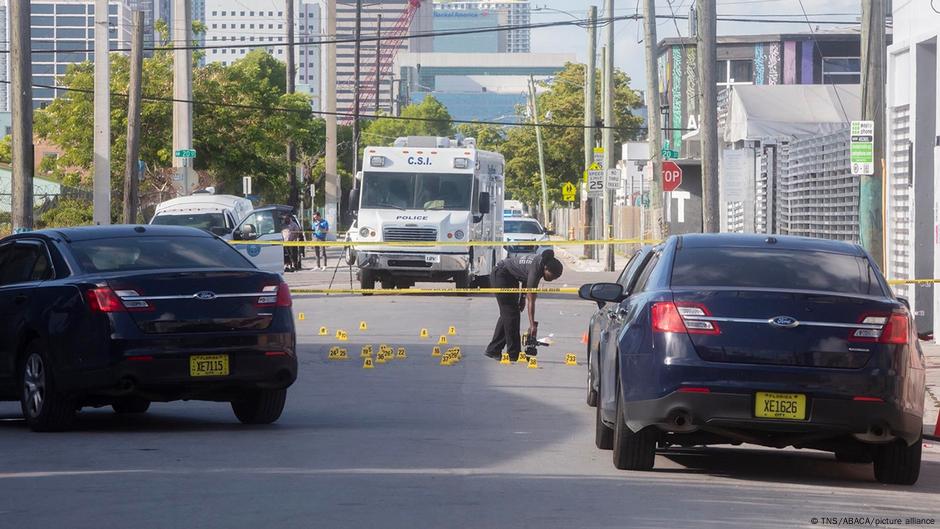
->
[19, 344, 75, 432]
[873, 437, 921, 485]
[595, 377, 613, 449]
[112, 397, 151, 414]
[231, 388, 287, 425]
[612, 377, 657, 471]
[586, 335, 598, 407]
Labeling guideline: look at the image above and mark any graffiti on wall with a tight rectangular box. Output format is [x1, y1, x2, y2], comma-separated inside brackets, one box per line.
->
[767, 43, 780, 85]
[672, 46, 683, 152]
[783, 41, 797, 84]
[754, 44, 765, 85]
[686, 47, 697, 131]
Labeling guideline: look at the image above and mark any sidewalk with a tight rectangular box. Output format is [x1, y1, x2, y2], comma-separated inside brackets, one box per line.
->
[550, 237, 634, 273]
[922, 342, 940, 440]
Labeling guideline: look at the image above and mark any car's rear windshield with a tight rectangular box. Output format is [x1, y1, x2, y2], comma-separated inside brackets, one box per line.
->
[70, 236, 253, 273]
[671, 247, 885, 295]
[505, 220, 543, 234]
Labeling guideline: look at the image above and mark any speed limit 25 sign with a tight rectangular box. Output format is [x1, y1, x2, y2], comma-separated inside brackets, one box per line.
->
[662, 161, 682, 192]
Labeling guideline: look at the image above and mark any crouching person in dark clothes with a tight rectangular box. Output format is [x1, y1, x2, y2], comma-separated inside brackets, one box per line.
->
[485, 250, 564, 361]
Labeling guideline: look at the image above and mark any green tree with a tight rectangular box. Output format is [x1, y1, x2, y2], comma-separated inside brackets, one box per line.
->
[501, 62, 644, 206]
[455, 122, 507, 153]
[360, 96, 454, 147]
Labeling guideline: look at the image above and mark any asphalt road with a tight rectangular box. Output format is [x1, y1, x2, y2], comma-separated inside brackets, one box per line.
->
[0, 267, 938, 528]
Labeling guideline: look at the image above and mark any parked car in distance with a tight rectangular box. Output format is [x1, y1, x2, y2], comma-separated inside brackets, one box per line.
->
[0, 225, 297, 431]
[580, 233, 925, 485]
[503, 217, 553, 256]
[150, 191, 253, 237]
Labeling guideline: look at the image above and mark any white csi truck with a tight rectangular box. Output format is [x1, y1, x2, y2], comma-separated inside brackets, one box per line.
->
[349, 136, 505, 290]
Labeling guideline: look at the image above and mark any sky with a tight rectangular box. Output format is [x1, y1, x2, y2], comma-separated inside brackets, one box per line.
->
[528, 0, 863, 85]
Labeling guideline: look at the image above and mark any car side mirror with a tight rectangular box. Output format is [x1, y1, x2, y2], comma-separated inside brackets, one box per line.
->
[544, 228, 555, 235]
[479, 192, 490, 214]
[587, 282, 624, 304]
[348, 188, 360, 214]
[240, 223, 256, 240]
[897, 296, 911, 311]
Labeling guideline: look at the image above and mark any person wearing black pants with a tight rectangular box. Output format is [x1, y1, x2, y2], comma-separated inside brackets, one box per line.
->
[485, 250, 564, 361]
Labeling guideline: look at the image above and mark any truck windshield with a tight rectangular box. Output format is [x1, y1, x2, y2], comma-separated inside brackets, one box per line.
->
[361, 172, 473, 211]
[151, 212, 228, 230]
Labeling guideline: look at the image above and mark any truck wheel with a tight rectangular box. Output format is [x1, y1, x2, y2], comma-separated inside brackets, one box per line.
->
[232, 388, 287, 425]
[873, 437, 922, 485]
[344, 246, 356, 266]
[19, 342, 76, 432]
[454, 272, 470, 290]
[360, 270, 375, 295]
[612, 378, 657, 470]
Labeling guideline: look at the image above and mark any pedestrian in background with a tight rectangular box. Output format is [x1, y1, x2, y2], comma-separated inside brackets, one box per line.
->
[312, 211, 330, 270]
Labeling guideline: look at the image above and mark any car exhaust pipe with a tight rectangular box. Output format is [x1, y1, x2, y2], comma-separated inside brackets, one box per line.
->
[854, 423, 896, 443]
[666, 410, 695, 433]
[117, 377, 136, 394]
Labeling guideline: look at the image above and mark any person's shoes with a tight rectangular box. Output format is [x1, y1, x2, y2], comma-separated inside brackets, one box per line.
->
[508, 353, 520, 362]
[484, 351, 501, 360]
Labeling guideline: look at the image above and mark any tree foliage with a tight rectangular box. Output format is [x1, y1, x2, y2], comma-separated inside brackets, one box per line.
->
[360, 96, 454, 147]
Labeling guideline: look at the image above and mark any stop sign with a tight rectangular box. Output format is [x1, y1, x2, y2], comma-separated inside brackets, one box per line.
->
[662, 161, 682, 192]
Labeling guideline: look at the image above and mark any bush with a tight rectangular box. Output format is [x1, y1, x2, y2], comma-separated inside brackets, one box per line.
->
[40, 199, 93, 228]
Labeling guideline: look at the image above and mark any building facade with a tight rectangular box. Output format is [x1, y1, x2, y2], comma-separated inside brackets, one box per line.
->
[203, 0, 321, 106]
[433, 0, 529, 53]
[886, 2, 940, 337]
[0, 0, 133, 111]
[432, 6, 504, 53]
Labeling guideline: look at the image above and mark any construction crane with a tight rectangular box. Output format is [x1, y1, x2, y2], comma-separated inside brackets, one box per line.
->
[341, 0, 422, 125]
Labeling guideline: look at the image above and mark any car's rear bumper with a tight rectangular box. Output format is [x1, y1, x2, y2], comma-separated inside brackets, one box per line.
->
[57, 331, 297, 401]
[623, 390, 923, 446]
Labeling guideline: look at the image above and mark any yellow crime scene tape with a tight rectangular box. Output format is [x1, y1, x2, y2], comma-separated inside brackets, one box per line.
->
[230, 238, 661, 248]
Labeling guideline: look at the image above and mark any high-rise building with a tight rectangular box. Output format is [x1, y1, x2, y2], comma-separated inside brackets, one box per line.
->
[334, 0, 433, 116]
[203, 0, 322, 107]
[432, 1, 530, 53]
[0, 0, 133, 111]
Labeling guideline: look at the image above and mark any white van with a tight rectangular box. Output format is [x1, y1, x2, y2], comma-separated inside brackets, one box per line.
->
[150, 192, 253, 237]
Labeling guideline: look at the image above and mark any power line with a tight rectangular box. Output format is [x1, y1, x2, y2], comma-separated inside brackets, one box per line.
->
[2, 80, 695, 133]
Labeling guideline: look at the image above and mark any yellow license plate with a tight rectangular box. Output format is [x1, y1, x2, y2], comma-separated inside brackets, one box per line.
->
[190, 355, 229, 377]
[754, 392, 806, 420]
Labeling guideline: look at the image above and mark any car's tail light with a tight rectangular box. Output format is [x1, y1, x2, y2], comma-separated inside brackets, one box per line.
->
[258, 282, 292, 308]
[651, 302, 686, 333]
[675, 303, 720, 335]
[86, 287, 152, 313]
[850, 312, 909, 344]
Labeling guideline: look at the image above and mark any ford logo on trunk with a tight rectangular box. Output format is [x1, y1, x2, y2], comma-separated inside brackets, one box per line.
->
[194, 291, 217, 301]
[769, 316, 799, 329]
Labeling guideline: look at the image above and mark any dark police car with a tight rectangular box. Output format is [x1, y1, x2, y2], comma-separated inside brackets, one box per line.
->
[0, 226, 297, 431]
[580, 234, 925, 485]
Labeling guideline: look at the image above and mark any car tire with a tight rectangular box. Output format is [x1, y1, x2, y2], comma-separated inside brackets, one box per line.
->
[873, 437, 921, 485]
[232, 388, 287, 425]
[595, 377, 613, 449]
[344, 246, 356, 266]
[112, 397, 151, 414]
[612, 377, 657, 471]
[360, 270, 375, 296]
[834, 446, 873, 464]
[19, 343, 75, 432]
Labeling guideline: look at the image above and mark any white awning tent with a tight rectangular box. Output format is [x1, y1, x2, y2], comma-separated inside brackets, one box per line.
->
[723, 84, 862, 143]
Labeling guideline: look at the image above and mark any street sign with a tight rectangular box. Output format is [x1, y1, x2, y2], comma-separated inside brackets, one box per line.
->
[661, 148, 679, 160]
[850, 120, 874, 175]
[587, 170, 605, 197]
[561, 182, 577, 202]
[242, 176, 252, 196]
[662, 161, 682, 192]
[606, 169, 620, 187]
[592, 147, 604, 167]
[175, 149, 196, 158]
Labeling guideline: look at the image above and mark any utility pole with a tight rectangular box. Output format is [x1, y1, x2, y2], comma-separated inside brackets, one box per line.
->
[696, 0, 719, 232]
[602, 0, 616, 272]
[10, 0, 33, 232]
[286, 0, 298, 210]
[123, 10, 144, 224]
[375, 14, 382, 113]
[643, 0, 663, 240]
[860, 0, 885, 269]
[528, 75, 550, 228]
[324, 0, 338, 229]
[172, 0, 194, 195]
[93, 0, 111, 224]
[583, 5, 597, 258]
[351, 0, 363, 177]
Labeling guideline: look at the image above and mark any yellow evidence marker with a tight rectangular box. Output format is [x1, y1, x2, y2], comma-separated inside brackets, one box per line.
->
[338, 348, 348, 360]
[376, 351, 387, 364]
[565, 353, 577, 366]
[298, 312, 305, 321]
[432, 346, 442, 357]
[451, 347, 462, 360]
[361, 345, 373, 358]
[500, 352, 511, 365]
[448, 325, 457, 336]
[319, 326, 328, 336]
[528, 356, 539, 369]
[440, 353, 451, 366]
[359, 321, 368, 331]
[420, 328, 429, 338]
[517, 352, 528, 363]
[328, 347, 339, 360]
[336, 329, 348, 341]
[397, 347, 407, 359]
[363, 357, 375, 369]
[438, 335, 448, 345]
